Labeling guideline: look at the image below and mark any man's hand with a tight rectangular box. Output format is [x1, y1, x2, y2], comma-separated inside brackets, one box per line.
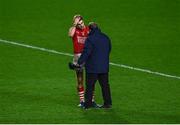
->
[68, 17, 80, 37]
[68, 62, 82, 71]
[73, 17, 80, 26]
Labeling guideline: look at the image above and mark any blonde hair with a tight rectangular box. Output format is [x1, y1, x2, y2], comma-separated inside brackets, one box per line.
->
[73, 14, 83, 22]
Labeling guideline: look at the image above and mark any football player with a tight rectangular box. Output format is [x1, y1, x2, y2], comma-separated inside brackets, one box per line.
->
[68, 15, 96, 107]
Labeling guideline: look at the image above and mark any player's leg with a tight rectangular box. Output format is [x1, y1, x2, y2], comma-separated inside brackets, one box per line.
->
[73, 54, 85, 106]
[73, 54, 97, 107]
[76, 69, 98, 107]
[76, 70, 85, 105]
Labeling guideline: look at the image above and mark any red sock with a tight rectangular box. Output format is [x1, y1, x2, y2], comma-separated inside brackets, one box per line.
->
[77, 86, 84, 102]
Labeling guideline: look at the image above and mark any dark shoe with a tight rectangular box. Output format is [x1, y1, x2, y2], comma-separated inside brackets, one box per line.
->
[100, 105, 112, 109]
[78, 101, 84, 108]
[92, 102, 100, 108]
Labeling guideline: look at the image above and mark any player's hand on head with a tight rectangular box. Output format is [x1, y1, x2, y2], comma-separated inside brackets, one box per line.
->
[73, 17, 80, 26]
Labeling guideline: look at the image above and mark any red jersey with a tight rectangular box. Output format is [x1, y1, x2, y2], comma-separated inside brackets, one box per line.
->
[72, 26, 89, 54]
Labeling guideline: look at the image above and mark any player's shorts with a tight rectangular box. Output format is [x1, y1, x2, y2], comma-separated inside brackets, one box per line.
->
[73, 53, 83, 72]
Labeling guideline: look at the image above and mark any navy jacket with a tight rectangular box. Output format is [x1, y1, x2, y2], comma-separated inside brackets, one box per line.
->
[78, 28, 111, 73]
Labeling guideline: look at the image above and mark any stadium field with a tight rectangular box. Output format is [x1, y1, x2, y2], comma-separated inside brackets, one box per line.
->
[0, 0, 180, 123]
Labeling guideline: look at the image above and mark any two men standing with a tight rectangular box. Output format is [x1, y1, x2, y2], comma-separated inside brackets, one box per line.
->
[69, 15, 112, 109]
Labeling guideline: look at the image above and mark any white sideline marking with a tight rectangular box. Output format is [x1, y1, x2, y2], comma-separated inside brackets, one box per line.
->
[109, 63, 180, 80]
[0, 38, 180, 80]
[0, 39, 74, 57]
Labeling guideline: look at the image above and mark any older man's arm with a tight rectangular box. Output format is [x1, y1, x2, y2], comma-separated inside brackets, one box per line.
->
[78, 38, 93, 65]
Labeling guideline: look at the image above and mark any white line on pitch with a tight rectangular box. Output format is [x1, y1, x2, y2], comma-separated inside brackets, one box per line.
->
[0, 38, 180, 80]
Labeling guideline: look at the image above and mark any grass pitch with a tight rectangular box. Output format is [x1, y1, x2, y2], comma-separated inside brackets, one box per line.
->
[0, 0, 180, 123]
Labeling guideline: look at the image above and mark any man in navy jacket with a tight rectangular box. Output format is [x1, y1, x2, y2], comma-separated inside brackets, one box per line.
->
[78, 22, 112, 109]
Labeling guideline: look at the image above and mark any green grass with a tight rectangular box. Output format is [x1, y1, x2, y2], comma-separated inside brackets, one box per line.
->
[0, 0, 180, 123]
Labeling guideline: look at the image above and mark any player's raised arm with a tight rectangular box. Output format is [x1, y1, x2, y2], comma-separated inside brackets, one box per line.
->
[68, 17, 80, 37]
[68, 26, 76, 37]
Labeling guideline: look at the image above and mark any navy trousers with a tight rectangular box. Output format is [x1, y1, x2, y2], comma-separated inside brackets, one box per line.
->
[85, 73, 112, 108]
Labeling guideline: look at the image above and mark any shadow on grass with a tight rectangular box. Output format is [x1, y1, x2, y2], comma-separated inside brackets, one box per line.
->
[80, 108, 128, 124]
